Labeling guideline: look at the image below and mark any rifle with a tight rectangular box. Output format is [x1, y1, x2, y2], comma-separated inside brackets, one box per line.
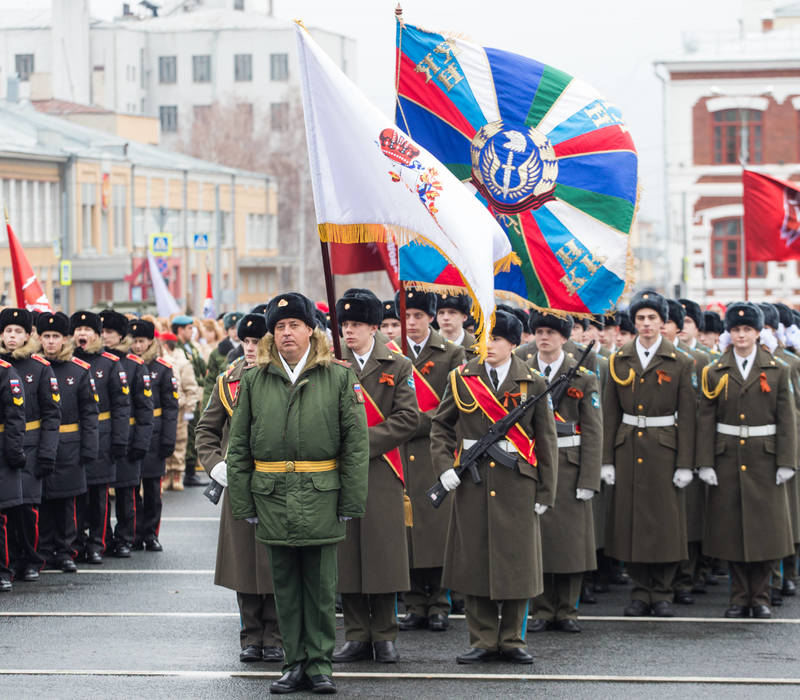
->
[426, 340, 594, 509]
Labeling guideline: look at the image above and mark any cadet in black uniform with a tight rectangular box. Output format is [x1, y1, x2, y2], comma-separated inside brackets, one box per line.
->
[100, 310, 154, 557]
[0, 308, 61, 582]
[37, 312, 99, 573]
[130, 319, 178, 551]
[72, 311, 131, 564]
[0, 356, 27, 591]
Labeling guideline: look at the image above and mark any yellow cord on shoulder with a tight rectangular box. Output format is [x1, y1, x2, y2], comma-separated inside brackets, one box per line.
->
[450, 368, 479, 413]
[701, 364, 728, 400]
[609, 352, 635, 386]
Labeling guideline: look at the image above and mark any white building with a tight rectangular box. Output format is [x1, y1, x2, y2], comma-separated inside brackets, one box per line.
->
[655, 1, 800, 305]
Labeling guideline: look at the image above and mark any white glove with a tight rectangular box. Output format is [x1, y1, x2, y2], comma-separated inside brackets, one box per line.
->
[183, 411, 195, 422]
[245, 517, 258, 525]
[718, 331, 731, 353]
[210, 461, 227, 487]
[440, 468, 461, 492]
[673, 468, 693, 489]
[600, 465, 615, 486]
[759, 328, 778, 353]
[777, 323, 787, 346]
[698, 467, 718, 486]
[338, 515, 352, 522]
[777, 467, 796, 485]
[576, 488, 594, 501]
[534, 503, 548, 515]
[786, 324, 800, 350]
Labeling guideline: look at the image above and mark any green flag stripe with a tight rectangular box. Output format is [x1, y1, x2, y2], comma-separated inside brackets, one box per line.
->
[444, 162, 472, 181]
[525, 66, 573, 129]
[554, 183, 635, 234]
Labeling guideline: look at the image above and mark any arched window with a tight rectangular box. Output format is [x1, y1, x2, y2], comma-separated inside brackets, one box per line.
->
[710, 218, 766, 278]
[712, 109, 763, 164]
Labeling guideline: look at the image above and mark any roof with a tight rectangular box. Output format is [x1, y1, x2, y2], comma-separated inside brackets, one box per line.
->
[97, 7, 293, 33]
[32, 99, 112, 116]
[775, 2, 800, 18]
[0, 100, 270, 180]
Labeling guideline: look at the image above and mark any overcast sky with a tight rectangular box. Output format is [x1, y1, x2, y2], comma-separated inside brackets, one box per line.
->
[3, 0, 749, 224]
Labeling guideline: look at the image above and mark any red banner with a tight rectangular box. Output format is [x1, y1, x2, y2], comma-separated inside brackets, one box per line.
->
[743, 169, 800, 262]
[360, 385, 404, 485]
[385, 340, 440, 412]
[6, 219, 52, 312]
[330, 240, 400, 291]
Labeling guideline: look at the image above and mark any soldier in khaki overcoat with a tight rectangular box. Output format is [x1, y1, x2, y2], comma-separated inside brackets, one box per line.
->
[526, 311, 601, 634]
[698, 302, 796, 619]
[431, 310, 557, 665]
[436, 293, 478, 360]
[195, 313, 282, 663]
[332, 289, 418, 665]
[602, 290, 696, 618]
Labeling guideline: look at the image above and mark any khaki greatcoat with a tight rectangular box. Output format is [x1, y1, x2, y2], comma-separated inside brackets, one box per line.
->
[431, 356, 558, 599]
[699, 346, 796, 562]
[337, 336, 418, 593]
[602, 337, 696, 563]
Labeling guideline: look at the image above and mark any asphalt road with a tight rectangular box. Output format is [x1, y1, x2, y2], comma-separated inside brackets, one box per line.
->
[3, 486, 800, 699]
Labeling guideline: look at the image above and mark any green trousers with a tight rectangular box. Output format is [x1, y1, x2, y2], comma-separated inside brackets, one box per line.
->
[342, 593, 398, 642]
[532, 573, 583, 622]
[236, 592, 281, 648]
[465, 595, 528, 651]
[404, 567, 451, 616]
[628, 561, 679, 604]
[267, 543, 338, 677]
[674, 541, 702, 593]
[730, 560, 774, 607]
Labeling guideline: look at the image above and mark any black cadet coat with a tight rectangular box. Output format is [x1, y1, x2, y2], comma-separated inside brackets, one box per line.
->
[45, 349, 99, 500]
[107, 347, 154, 488]
[0, 360, 27, 510]
[74, 339, 130, 485]
[0, 337, 61, 505]
[140, 347, 179, 479]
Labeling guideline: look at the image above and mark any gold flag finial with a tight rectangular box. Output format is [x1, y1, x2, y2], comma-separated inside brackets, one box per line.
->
[294, 18, 306, 30]
[395, 3, 404, 21]
[3, 206, 8, 224]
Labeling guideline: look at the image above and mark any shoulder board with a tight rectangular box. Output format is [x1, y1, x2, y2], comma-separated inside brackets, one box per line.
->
[126, 353, 144, 365]
[31, 354, 50, 366]
[578, 366, 593, 375]
[101, 351, 120, 362]
[332, 358, 352, 368]
[773, 356, 787, 367]
[224, 356, 244, 376]
[530, 367, 544, 377]
[156, 357, 172, 369]
[71, 357, 91, 370]
[0, 358, 10, 368]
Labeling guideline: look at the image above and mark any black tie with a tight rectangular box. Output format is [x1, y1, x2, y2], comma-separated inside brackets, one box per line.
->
[490, 368, 499, 390]
[742, 359, 747, 372]
[414, 344, 422, 357]
[543, 365, 552, 379]
[644, 350, 650, 358]
[359, 357, 366, 368]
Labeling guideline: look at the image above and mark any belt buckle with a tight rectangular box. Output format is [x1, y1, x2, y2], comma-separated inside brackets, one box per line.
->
[636, 415, 647, 429]
[285, 460, 295, 472]
[739, 425, 749, 439]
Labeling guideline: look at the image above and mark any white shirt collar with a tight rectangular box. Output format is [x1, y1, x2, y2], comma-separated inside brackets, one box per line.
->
[279, 342, 312, 384]
[536, 350, 565, 381]
[408, 330, 431, 357]
[352, 338, 375, 369]
[734, 346, 757, 380]
[485, 355, 513, 389]
[451, 329, 465, 346]
[686, 337, 697, 350]
[636, 335, 662, 369]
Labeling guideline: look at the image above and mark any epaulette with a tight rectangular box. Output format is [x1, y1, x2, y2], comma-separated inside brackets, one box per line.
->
[332, 358, 352, 368]
[224, 356, 244, 377]
[0, 358, 10, 368]
[156, 357, 172, 369]
[530, 367, 544, 377]
[102, 351, 120, 362]
[126, 353, 144, 365]
[578, 366, 593, 375]
[31, 354, 50, 366]
[71, 357, 91, 370]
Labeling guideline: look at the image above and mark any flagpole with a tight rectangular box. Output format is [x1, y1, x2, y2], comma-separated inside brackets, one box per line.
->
[320, 240, 342, 359]
[398, 281, 408, 355]
[741, 167, 749, 300]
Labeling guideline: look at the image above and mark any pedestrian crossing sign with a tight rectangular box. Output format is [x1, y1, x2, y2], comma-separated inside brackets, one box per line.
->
[149, 233, 172, 257]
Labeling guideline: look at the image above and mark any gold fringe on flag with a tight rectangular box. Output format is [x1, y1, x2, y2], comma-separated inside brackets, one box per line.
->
[493, 251, 521, 275]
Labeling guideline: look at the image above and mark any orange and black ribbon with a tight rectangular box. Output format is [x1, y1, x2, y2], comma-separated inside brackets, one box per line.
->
[566, 387, 584, 399]
[379, 372, 395, 386]
[760, 372, 771, 393]
[656, 369, 671, 385]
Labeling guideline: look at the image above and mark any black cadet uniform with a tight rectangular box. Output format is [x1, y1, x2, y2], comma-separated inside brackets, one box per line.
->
[36, 312, 99, 572]
[72, 311, 131, 564]
[131, 320, 179, 550]
[0, 308, 61, 580]
[0, 358, 27, 590]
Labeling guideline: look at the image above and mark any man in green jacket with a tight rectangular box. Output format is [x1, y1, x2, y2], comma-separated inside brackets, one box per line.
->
[227, 293, 369, 695]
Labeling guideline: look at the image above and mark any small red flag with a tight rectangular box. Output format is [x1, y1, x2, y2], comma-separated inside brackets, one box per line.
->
[743, 169, 800, 262]
[329, 239, 400, 291]
[6, 216, 53, 312]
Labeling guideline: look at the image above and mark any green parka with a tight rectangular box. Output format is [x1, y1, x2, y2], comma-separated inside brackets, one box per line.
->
[226, 329, 369, 547]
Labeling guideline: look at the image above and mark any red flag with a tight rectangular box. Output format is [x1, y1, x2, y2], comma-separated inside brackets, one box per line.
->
[329, 240, 400, 291]
[202, 270, 215, 319]
[743, 169, 800, 262]
[6, 217, 53, 312]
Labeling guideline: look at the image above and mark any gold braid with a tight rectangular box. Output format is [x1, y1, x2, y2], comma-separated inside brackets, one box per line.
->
[450, 368, 479, 414]
[701, 364, 728, 400]
[609, 352, 635, 386]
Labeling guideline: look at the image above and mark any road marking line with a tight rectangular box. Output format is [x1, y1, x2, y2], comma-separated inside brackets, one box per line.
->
[39, 569, 215, 575]
[109, 517, 219, 523]
[1, 612, 239, 618]
[1, 670, 800, 684]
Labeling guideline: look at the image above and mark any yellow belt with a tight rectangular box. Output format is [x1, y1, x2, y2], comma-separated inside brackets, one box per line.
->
[98, 411, 111, 421]
[0, 424, 4, 432]
[129, 417, 136, 425]
[254, 459, 337, 473]
[59, 423, 79, 433]
[153, 408, 162, 417]
[26, 420, 41, 431]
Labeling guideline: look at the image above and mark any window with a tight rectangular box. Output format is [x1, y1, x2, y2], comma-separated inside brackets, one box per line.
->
[193, 105, 212, 123]
[712, 109, 763, 165]
[160, 105, 178, 132]
[15, 54, 34, 82]
[159, 56, 176, 84]
[193, 55, 211, 83]
[113, 185, 127, 250]
[81, 183, 97, 251]
[270, 53, 289, 81]
[234, 0, 244, 9]
[133, 207, 147, 248]
[270, 102, 289, 131]
[246, 213, 265, 250]
[710, 218, 766, 278]
[234, 54, 252, 82]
